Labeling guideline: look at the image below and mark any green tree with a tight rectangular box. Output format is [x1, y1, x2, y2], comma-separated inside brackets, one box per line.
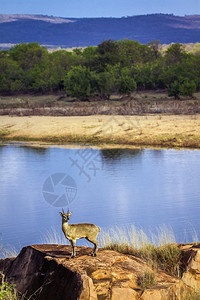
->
[147, 40, 161, 58]
[165, 43, 186, 65]
[64, 66, 97, 99]
[167, 80, 181, 99]
[118, 39, 158, 67]
[117, 67, 137, 95]
[180, 80, 196, 97]
[96, 71, 116, 99]
[95, 40, 120, 71]
[9, 43, 48, 71]
[0, 57, 23, 93]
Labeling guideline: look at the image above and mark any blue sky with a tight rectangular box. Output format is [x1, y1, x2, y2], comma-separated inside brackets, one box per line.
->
[0, 0, 199, 17]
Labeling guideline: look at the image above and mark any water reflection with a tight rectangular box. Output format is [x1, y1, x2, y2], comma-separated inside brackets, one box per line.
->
[0, 145, 200, 252]
[100, 148, 142, 161]
[19, 145, 49, 155]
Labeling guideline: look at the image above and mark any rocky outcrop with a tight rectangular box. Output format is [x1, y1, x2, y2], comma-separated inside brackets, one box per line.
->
[180, 243, 200, 290]
[0, 244, 199, 300]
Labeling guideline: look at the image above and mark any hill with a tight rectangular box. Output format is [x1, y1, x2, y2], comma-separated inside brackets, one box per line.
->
[0, 13, 200, 47]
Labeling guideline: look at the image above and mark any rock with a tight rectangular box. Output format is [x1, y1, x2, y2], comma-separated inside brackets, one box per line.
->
[180, 243, 200, 290]
[0, 244, 195, 300]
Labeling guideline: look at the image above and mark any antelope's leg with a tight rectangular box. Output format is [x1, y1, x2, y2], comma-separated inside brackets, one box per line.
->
[70, 240, 76, 258]
[86, 238, 99, 256]
[93, 240, 99, 256]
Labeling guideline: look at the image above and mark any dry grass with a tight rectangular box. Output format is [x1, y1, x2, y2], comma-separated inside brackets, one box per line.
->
[100, 225, 182, 276]
[42, 225, 182, 276]
[182, 289, 200, 300]
[40, 227, 67, 245]
[0, 247, 19, 259]
[0, 114, 200, 148]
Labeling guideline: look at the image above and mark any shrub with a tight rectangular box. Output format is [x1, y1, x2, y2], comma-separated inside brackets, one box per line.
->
[0, 272, 18, 300]
[137, 270, 156, 290]
[167, 80, 181, 99]
[64, 66, 97, 99]
[180, 79, 196, 97]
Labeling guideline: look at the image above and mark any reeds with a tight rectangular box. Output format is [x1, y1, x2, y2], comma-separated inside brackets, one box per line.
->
[40, 227, 66, 245]
[100, 225, 182, 276]
[0, 247, 19, 259]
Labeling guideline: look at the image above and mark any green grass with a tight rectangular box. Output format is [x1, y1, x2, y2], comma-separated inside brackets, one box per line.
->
[0, 129, 10, 139]
[0, 272, 18, 300]
[0, 271, 42, 300]
[137, 270, 156, 290]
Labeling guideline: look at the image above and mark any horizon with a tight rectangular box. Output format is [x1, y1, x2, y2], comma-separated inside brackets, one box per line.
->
[1, 12, 200, 19]
[0, 0, 199, 18]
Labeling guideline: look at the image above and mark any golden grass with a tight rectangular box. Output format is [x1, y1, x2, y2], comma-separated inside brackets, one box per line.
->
[100, 225, 182, 276]
[40, 227, 67, 245]
[0, 114, 200, 148]
[0, 247, 19, 259]
[41, 225, 185, 276]
[182, 289, 200, 300]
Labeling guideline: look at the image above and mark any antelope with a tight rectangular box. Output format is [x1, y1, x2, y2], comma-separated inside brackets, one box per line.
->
[59, 209, 100, 258]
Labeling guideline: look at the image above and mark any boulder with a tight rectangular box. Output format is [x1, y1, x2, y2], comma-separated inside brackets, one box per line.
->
[0, 244, 195, 300]
[180, 243, 200, 290]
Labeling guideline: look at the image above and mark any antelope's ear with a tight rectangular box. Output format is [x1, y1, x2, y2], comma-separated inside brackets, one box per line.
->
[69, 211, 72, 216]
[59, 212, 63, 216]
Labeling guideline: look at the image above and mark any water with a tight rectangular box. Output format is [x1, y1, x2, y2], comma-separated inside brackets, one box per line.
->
[0, 144, 200, 253]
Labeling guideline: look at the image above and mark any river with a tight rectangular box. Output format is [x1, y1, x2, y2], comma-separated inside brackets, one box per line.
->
[0, 144, 200, 254]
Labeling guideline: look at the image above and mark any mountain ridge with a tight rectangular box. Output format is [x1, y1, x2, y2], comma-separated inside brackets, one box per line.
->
[0, 13, 199, 47]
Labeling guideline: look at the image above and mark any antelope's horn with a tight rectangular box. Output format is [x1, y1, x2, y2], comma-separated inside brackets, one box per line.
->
[67, 208, 70, 214]
[62, 208, 65, 213]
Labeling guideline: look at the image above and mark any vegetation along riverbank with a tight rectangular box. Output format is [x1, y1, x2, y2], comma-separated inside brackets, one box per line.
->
[1, 40, 200, 148]
[0, 41, 199, 99]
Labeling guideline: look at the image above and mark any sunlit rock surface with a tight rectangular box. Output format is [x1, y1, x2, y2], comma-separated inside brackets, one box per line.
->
[0, 244, 199, 300]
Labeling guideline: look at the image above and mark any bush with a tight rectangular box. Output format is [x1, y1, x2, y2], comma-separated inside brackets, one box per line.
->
[180, 79, 196, 97]
[0, 272, 18, 300]
[64, 66, 97, 99]
[167, 80, 181, 99]
[117, 67, 137, 95]
[137, 270, 156, 290]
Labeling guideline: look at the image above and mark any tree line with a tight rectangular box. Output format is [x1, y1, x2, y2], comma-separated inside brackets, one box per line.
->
[0, 40, 199, 99]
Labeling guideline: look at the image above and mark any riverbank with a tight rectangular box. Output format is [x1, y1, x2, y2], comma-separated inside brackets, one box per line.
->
[1, 114, 200, 148]
[0, 92, 200, 116]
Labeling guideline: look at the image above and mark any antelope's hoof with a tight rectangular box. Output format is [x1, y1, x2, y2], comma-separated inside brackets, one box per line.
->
[91, 252, 97, 257]
[71, 255, 75, 258]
